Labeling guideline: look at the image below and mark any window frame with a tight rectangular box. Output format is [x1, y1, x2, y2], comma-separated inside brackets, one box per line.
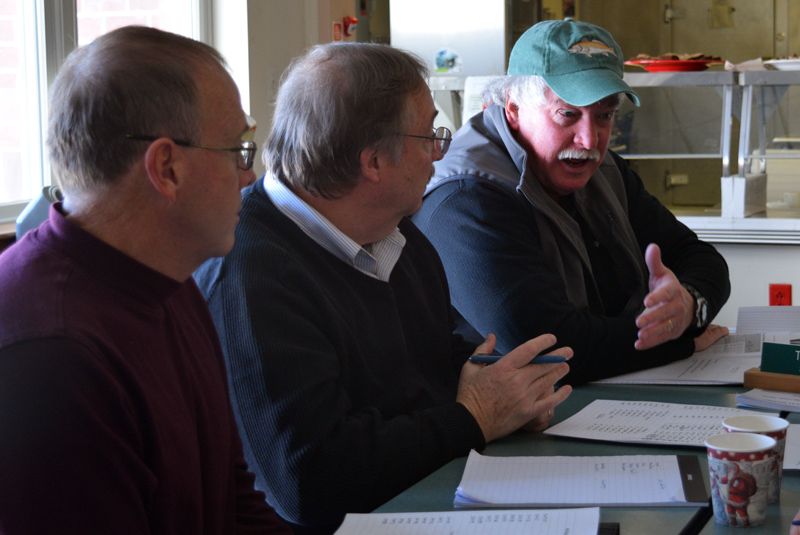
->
[0, 0, 211, 224]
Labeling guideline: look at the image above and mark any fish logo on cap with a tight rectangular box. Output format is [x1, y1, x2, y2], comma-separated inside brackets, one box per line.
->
[568, 40, 615, 57]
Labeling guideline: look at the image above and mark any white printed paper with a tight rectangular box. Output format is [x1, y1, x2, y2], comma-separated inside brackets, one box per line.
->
[544, 399, 775, 446]
[333, 508, 600, 535]
[454, 451, 705, 508]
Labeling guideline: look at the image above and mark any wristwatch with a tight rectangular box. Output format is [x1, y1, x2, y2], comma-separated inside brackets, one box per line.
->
[683, 284, 708, 329]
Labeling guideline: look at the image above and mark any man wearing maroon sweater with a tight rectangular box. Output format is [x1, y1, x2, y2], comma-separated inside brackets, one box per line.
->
[0, 26, 290, 535]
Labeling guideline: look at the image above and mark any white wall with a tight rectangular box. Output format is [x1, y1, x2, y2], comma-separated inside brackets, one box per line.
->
[712, 243, 800, 328]
[212, 0, 355, 178]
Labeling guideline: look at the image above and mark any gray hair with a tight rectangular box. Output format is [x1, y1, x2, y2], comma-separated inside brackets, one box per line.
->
[265, 43, 429, 199]
[481, 75, 550, 109]
[482, 74, 621, 110]
[47, 26, 228, 195]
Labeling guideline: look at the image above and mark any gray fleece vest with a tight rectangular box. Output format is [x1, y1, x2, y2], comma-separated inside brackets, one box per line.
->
[426, 104, 648, 315]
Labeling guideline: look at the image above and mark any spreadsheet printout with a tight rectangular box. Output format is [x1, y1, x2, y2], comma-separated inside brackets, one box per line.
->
[544, 399, 775, 446]
[333, 508, 600, 535]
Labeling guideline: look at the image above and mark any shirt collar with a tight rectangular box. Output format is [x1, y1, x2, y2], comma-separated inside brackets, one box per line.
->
[263, 174, 406, 281]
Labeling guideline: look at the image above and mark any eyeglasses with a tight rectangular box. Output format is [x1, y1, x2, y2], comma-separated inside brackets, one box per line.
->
[126, 135, 257, 171]
[400, 126, 452, 155]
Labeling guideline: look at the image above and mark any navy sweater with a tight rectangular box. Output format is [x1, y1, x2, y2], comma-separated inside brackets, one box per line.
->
[194, 179, 484, 535]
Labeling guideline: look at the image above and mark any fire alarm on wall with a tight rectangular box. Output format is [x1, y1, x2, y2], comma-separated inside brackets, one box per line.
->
[343, 16, 358, 37]
[332, 22, 343, 41]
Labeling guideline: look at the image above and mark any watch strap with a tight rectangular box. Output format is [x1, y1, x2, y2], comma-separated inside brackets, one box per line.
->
[682, 284, 708, 329]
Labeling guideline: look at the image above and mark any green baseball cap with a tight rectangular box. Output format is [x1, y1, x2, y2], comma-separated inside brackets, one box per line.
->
[508, 19, 640, 107]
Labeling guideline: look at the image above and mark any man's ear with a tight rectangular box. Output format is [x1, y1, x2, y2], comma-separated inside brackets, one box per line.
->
[143, 138, 181, 203]
[359, 146, 382, 184]
[505, 99, 521, 131]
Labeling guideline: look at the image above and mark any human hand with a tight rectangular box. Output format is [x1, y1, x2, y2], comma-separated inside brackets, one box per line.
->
[456, 333, 573, 443]
[520, 385, 559, 432]
[791, 508, 800, 535]
[694, 324, 729, 352]
[635, 243, 694, 350]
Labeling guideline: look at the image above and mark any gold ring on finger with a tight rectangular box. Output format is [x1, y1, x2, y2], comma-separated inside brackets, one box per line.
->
[667, 319, 673, 331]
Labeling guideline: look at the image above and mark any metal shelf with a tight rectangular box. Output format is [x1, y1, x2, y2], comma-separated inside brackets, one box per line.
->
[623, 70, 736, 88]
[738, 70, 800, 86]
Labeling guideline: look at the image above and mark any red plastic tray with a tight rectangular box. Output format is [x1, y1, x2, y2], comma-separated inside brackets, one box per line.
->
[624, 59, 722, 72]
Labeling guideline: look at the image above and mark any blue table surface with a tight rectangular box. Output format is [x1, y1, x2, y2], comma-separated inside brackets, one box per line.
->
[374, 383, 800, 534]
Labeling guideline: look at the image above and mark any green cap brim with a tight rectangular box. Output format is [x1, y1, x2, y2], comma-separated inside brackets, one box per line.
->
[544, 68, 641, 107]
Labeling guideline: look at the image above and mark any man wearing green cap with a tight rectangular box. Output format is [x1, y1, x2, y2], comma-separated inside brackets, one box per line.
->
[412, 19, 731, 384]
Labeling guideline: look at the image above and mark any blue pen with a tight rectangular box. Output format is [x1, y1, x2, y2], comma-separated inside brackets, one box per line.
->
[469, 354, 567, 365]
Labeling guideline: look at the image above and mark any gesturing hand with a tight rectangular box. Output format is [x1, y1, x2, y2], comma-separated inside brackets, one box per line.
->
[635, 243, 694, 350]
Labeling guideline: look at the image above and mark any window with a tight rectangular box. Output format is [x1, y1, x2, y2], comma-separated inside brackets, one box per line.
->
[0, 0, 208, 223]
[0, 0, 41, 219]
[77, 0, 197, 46]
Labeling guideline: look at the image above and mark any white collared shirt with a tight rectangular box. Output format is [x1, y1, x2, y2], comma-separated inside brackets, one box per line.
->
[264, 174, 406, 282]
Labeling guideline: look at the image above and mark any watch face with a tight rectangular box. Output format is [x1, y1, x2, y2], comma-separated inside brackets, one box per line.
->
[697, 297, 708, 326]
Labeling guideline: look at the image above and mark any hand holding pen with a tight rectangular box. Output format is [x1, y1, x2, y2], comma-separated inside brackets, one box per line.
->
[456, 333, 573, 442]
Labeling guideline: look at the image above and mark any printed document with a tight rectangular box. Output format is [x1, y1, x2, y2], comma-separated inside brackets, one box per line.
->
[454, 450, 708, 508]
[544, 399, 775, 446]
[736, 388, 800, 413]
[595, 333, 797, 385]
[333, 508, 600, 535]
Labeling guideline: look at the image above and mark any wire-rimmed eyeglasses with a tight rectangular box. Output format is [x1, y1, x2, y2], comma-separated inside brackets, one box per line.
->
[400, 126, 452, 155]
[126, 135, 257, 171]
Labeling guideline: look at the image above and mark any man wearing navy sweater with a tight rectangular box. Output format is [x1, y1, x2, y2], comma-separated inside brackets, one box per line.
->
[194, 43, 572, 535]
[0, 26, 289, 535]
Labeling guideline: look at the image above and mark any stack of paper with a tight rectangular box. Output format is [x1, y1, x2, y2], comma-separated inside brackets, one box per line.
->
[454, 450, 708, 509]
[333, 508, 600, 535]
[736, 388, 800, 413]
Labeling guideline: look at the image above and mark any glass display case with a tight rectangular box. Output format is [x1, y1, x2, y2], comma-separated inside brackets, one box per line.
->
[738, 70, 800, 210]
[618, 71, 736, 173]
[616, 71, 736, 209]
[618, 69, 800, 244]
